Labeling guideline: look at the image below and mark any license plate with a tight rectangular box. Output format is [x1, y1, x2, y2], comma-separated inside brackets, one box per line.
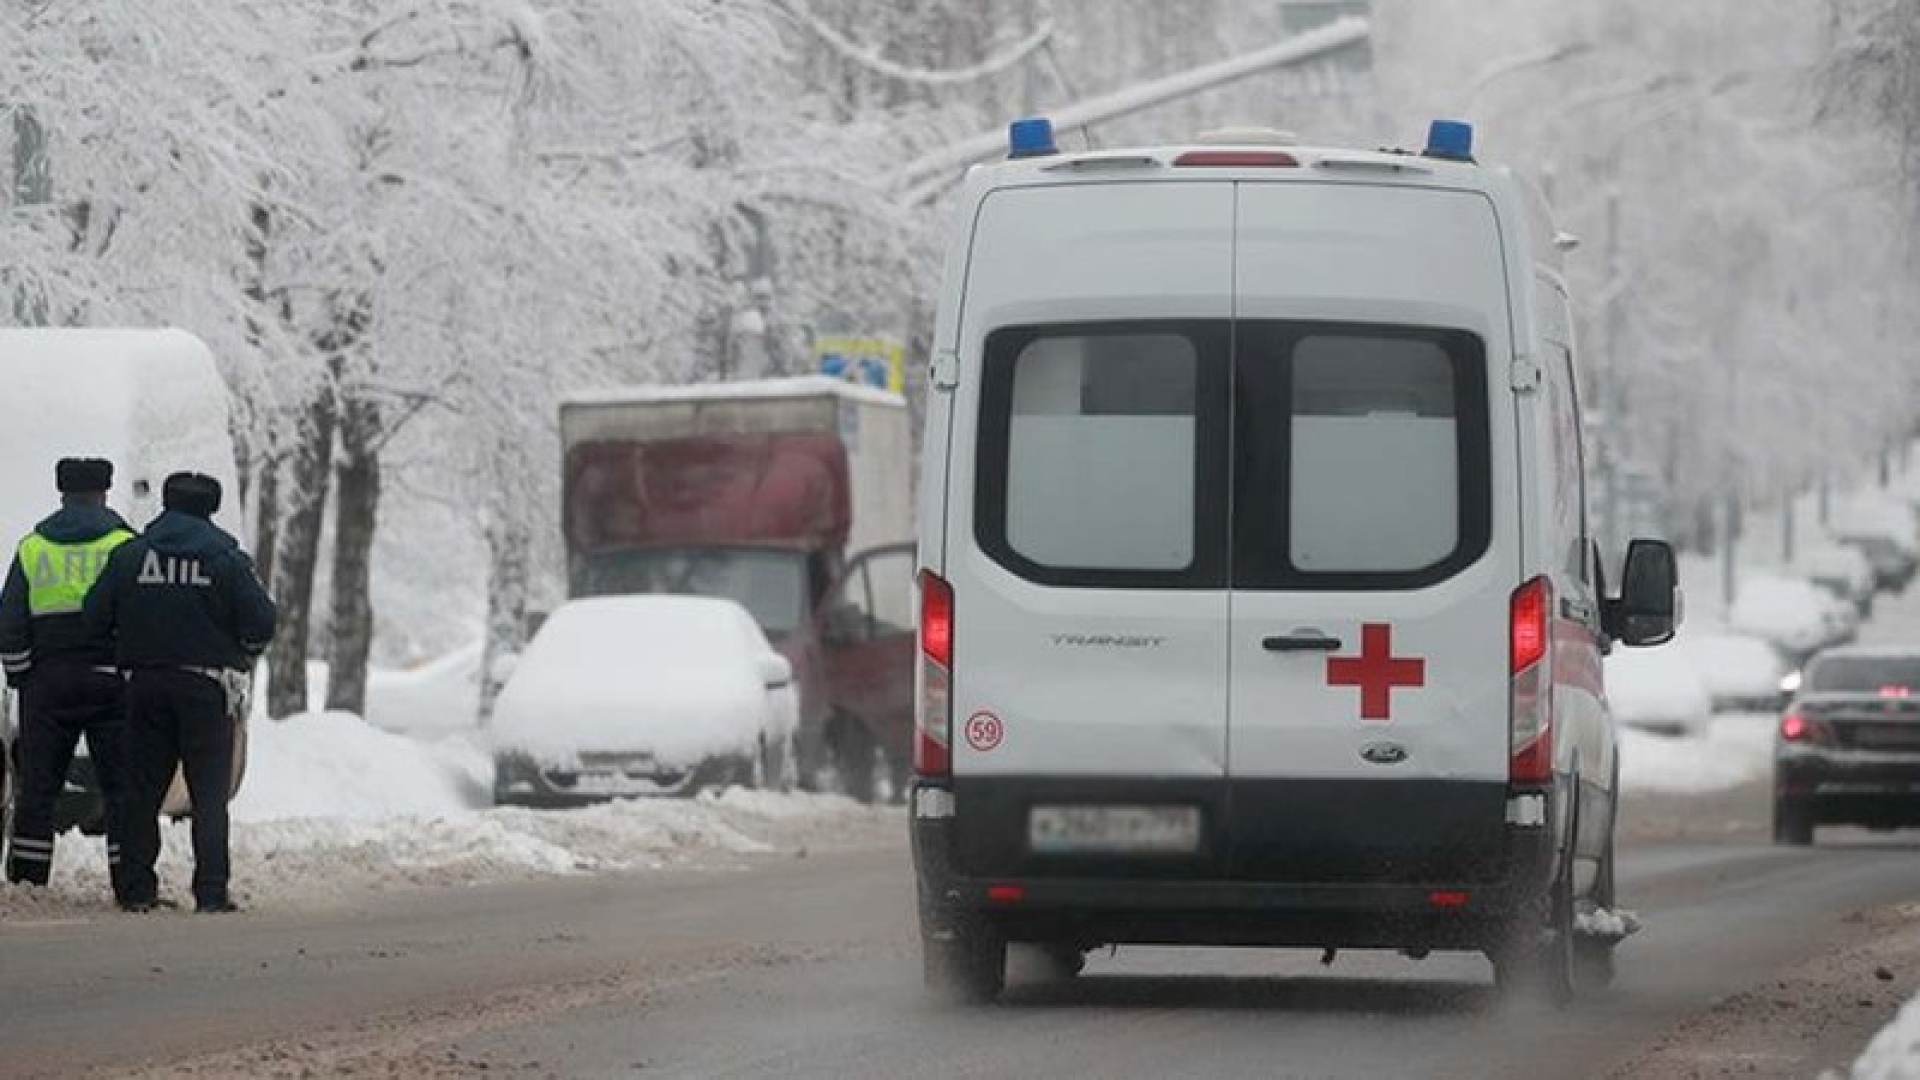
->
[1029, 805, 1202, 855]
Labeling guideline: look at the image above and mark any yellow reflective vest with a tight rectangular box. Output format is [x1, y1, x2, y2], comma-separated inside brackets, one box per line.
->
[17, 529, 134, 615]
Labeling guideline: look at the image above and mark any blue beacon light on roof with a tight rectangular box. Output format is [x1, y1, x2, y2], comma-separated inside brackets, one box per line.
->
[1424, 119, 1475, 163]
[1007, 117, 1058, 159]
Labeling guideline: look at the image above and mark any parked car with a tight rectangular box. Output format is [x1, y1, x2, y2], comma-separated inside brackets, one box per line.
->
[1605, 643, 1712, 737]
[1794, 543, 1876, 618]
[1837, 531, 1918, 594]
[491, 595, 799, 806]
[1774, 645, 1920, 845]
[1670, 626, 1790, 713]
[1729, 573, 1853, 667]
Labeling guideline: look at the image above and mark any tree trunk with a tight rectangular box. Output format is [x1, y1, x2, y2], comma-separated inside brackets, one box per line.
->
[266, 386, 336, 718]
[325, 397, 381, 717]
[253, 454, 281, 598]
[477, 510, 530, 728]
[241, 198, 280, 591]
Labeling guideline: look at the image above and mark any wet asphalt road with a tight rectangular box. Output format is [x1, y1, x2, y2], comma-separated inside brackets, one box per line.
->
[5, 591, 1920, 1077]
[1, 820, 1917, 1078]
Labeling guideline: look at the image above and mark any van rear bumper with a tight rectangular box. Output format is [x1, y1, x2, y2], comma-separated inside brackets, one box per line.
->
[911, 777, 1560, 952]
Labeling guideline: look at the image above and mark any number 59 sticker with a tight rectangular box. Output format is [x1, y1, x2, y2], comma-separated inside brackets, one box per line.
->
[965, 710, 1004, 752]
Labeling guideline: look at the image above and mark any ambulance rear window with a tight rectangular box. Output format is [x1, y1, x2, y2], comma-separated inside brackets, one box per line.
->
[975, 321, 1231, 589]
[974, 320, 1486, 592]
[1234, 323, 1490, 589]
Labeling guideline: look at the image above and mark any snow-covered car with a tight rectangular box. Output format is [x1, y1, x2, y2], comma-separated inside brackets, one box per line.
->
[1794, 543, 1877, 618]
[1605, 643, 1713, 737]
[490, 595, 799, 806]
[1834, 496, 1919, 588]
[1729, 573, 1854, 667]
[1669, 625, 1790, 713]
[1837, 531, 1918, 594]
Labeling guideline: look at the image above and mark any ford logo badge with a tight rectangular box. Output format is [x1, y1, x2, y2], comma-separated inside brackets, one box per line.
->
[1360, 742, 1408, 766]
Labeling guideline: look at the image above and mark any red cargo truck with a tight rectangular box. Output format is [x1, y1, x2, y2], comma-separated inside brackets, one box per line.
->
[559, 377, 915, 800]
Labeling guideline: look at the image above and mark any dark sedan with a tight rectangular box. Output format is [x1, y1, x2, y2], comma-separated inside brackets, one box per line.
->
[1774, 646, 1920, 844]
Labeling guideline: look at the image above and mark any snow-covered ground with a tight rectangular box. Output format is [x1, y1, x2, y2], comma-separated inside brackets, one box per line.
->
[1856, 992, 1920, 1079]
[1617, 712, 1775, 795]
[0, 710, 894, 920]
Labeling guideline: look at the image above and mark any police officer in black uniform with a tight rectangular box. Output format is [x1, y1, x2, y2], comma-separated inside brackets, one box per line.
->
[0, 458, 137, 899]
[85, 472, 276, 913]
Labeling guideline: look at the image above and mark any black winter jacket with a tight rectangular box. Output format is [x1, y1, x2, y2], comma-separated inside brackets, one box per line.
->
[0, 503, 135, 680]
[85, 511, 277, 672]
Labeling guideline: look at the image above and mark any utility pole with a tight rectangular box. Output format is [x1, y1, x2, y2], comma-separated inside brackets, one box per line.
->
[894, 17, 1370, 204]
[1600, 191, 1625, 562]
[11, 105, 51, 326]
[1781, 497, 1795, 564]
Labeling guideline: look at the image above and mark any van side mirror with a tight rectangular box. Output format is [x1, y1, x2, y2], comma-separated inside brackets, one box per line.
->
[1607, 538, 1679, 647]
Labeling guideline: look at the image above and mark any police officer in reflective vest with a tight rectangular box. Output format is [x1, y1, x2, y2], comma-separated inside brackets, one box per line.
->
[85, 472, 276, 913]
[0, 458, 137, 897]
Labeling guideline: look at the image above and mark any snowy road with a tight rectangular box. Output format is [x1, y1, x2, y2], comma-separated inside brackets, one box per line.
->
[5, 597, 1920, 1077]
[1, 782, 1916, 1077]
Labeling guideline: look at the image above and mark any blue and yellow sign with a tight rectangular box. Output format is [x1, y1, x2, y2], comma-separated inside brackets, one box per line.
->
[815, 336, 905, 394]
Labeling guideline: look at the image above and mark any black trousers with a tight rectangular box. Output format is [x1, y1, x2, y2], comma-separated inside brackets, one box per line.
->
[121, 669, 232, 906]
[6, 662, 132, 897]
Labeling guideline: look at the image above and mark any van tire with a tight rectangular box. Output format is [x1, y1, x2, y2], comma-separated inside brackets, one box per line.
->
[1574, 829, 1619, 993]
[924, 922, 1006, 1004]
[1493, 865, 1576, 1006]
[1493, 800, 1578, 1007]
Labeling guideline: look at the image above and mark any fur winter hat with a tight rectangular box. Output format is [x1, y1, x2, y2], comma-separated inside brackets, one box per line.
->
[161, 472, 222, 517]
[56, 458, 113, 495]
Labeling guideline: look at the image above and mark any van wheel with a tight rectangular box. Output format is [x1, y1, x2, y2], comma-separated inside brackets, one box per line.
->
[1574, 829, 1619, 993]
[1773, 798, 1814, 846]
[924, 922, 1006, 1004]
[1493, 808, 1577, 1007]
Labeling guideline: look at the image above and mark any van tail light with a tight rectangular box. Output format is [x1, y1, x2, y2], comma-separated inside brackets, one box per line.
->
[1509, 576, 1553, 786]
[916, 570, 954, 778]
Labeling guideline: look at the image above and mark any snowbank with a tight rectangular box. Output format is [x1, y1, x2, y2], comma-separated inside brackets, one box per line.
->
[364, 644, 484, 737]
[1618, 712, 1775, 794]
[1855, 990, 1920, 1079]
[232, 711, 489, 823]
[0, 712, 892, 919]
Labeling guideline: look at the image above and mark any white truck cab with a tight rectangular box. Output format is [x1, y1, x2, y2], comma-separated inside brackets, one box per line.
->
[910, 119, 1680, 1004]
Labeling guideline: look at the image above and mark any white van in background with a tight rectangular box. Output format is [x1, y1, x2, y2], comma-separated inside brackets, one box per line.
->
[910, 119, 1680, 1004]
[0, 329, 246, 839]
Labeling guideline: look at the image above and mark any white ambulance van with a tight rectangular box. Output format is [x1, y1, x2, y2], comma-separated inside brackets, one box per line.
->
[910, 119, 1680, 1004]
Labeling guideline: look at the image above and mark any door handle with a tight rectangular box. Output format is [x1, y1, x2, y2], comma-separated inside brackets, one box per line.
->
[1263, 632, 1342, 653]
